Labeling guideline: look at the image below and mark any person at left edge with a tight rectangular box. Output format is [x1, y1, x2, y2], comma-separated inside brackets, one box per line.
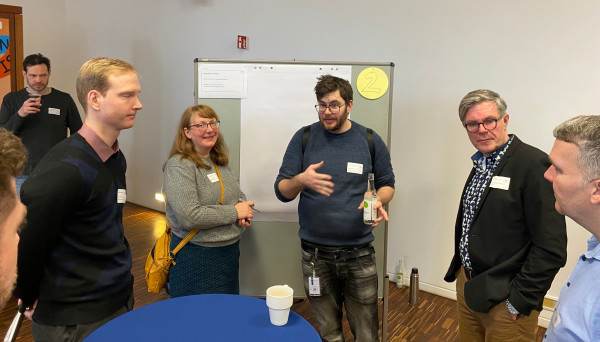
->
[14, 57, 142, 342]
[0, 53, 82, 195]
[0, 128, 27, 311]
[163, 104, 254, 297]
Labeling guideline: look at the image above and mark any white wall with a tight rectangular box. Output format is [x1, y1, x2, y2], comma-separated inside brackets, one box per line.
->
[5, 0, 599, 306]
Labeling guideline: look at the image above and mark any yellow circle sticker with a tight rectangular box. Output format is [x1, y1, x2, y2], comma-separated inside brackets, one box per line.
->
[356, 67, 389, 100]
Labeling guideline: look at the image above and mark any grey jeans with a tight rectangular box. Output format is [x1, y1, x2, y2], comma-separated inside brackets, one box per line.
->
[31, 293, 134, 342]
[301, 248, 379, 342]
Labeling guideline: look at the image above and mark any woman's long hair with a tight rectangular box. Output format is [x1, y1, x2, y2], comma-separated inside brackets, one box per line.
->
[163, 104, 228, 171]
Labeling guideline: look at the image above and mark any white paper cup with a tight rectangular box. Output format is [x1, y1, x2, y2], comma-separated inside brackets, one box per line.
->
[266, 285, 294, 326]
[268, 307, 291, 326]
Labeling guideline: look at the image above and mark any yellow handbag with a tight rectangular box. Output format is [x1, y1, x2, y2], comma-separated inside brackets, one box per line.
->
[145, 164, 224, 293]
[144, 222, 198, 293]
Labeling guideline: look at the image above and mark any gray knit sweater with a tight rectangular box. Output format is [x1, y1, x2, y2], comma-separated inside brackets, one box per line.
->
[163, 155, 246, 247]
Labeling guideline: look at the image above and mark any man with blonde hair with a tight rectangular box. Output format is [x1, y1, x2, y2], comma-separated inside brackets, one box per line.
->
[0, 127, 27, 310]
[14, 57, 142, 341]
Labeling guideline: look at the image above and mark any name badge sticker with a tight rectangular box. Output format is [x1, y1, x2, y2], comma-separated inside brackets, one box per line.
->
[347, 162, 363, 175]
[117, 189, 126, 203]
[490, 176, 510, 190]
[48, 108, 60, 115]
[207, 173, 219, 183]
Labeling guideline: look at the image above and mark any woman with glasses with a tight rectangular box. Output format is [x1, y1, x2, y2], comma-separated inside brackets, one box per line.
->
[162, 104, 254, 297]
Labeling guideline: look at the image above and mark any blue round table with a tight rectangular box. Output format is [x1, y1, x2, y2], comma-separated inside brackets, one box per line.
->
[84, 294, 320, 341]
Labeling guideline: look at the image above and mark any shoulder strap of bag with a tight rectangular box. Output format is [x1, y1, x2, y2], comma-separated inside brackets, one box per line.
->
[214, 164, 224, 205]
[171, 227, 198, 255]
[170, 163, 225, 256]
[366, 128, 375, 167]
[301, 125, 311, 153]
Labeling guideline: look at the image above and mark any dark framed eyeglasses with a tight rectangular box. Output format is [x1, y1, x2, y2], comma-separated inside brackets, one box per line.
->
[188, 121, 220, 131]
[315, 103, 346, 114]
[463, 114, 505, 133]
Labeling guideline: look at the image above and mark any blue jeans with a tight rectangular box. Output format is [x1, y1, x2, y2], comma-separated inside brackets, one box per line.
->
[301, 247, 379, 342]
[15, 174, 28, 199]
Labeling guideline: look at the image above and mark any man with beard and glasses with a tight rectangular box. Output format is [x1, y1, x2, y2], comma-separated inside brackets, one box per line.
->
[0, 53, 82, 195]
[0, 127, 27, 310]
[275, 74, 395, 341]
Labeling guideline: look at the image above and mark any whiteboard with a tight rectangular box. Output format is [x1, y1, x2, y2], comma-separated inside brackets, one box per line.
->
[194, 59, 394, 297]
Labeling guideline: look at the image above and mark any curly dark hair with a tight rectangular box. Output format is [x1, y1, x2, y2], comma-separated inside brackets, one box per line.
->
[314, 75, 353, 104]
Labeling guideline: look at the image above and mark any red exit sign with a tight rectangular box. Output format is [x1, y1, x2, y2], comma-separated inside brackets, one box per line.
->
[237, 35, 248, 50]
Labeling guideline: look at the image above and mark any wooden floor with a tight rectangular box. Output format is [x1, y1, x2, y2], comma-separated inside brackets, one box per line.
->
[0, 202, 547, 341]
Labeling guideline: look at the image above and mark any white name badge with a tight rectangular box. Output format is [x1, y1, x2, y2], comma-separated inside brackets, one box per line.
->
[207, 173, 219, 183]
[117, 189, 127, 203]
[309, 276, 321, 296]
[490, 176, 510, 190]
[347, 162, 363, 175]
[48, 108, 60, 115]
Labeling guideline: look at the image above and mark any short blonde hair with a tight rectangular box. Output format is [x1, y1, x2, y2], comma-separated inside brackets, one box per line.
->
[76, 57, 136, 110]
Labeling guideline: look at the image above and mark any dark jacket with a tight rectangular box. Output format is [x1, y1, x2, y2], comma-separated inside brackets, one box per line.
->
[444, 136, 567, 315]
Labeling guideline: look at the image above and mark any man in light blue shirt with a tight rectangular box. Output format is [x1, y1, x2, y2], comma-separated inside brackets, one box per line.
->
[544, 115, 600, 342]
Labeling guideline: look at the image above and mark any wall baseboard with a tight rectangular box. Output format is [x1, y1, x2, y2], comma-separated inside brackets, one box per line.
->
[386, 273, 553, 328]
[128, 199, 164, 213]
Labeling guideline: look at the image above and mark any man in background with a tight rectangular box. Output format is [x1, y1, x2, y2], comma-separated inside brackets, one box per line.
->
[275, 75, 395, 341]
[0, 53, 82, 194]
[444, 89, 567, 341]
[0, 127, 27, 310]
[543, 115, 600, 342]
[14, 57, 142, 341]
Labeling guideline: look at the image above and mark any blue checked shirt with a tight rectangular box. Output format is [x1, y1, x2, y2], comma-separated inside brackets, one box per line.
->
[544, 235, 600, 342]
[460, 135, 514, 270]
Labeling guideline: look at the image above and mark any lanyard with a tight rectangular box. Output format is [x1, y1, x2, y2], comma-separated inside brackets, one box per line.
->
[215, 164, 224, 205]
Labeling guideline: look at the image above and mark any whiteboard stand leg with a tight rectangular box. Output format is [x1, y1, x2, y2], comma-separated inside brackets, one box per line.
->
[382, 274, 389, 341]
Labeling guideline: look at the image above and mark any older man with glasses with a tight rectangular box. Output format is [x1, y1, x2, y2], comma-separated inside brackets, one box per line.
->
[444, 89, 567, 342]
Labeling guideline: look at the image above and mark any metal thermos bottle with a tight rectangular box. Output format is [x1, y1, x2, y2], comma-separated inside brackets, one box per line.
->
[409, 267, 419, 305]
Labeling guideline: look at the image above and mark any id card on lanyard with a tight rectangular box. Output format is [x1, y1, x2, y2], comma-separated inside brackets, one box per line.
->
[308, 248, 321, 296]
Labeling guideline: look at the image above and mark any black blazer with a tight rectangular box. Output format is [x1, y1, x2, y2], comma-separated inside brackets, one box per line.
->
[444, 136, 567, 315]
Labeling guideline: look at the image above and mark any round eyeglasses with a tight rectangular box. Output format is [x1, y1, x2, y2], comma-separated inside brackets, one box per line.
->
[188, 121, 220, 131]
[463, 114, 504, 133]
[315, 103, 346, 114]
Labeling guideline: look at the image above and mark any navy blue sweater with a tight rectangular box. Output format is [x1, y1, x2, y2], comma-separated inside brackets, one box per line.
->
[15, 133, 133, 325]
[275, 121, 395, 246]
